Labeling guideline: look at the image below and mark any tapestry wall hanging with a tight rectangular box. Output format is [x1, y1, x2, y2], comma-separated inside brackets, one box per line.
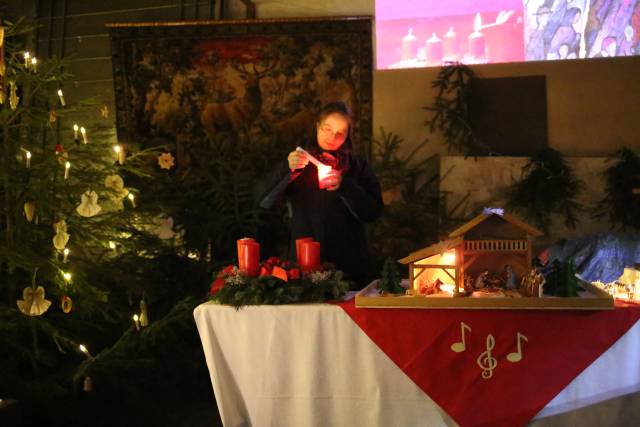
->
[108, 17, 374, 167]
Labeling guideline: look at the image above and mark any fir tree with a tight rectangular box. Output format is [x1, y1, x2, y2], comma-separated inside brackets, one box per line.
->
[0, 20, 179, 418]
[378, 257, 404, 294]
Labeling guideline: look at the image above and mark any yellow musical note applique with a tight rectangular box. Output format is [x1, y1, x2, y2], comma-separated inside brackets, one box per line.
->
[476, 334, 497, 379]
[451, 321, 472, 353]
[506, 332, 528, 363]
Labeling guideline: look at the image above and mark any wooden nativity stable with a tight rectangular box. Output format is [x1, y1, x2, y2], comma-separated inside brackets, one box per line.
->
[398, 209, 544, 293]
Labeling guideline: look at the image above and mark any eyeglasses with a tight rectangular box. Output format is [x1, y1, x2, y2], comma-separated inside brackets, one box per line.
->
[319, 124, 347, 141]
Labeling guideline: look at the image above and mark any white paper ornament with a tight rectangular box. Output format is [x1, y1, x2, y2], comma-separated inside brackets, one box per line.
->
[17, 286, 52, 316]
[157, 152, 175, 170]
[151, 216, 175, 240]
[76, 190, 102, 217]
[9, 80, 19, 110]
[53, 226, 70, 251]
[23, 202, 35, 222]
[104, 174, 127, 198]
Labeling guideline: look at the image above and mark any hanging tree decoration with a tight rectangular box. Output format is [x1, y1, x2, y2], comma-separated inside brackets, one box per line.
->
[60, 295, 73, 314]
[23, 201, 35, 222]
[17, 270, 52, 316]
[53, 219, 70, 251]
[9, 80, 19, 110]
[157, 152, 175, 170]
[76, 190, 102, 217]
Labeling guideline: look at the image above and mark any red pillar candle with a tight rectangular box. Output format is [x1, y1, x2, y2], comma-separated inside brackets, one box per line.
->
[300, 241, 320, 271]
[296, 237, 313, 265]
[238, 238, 260, 277]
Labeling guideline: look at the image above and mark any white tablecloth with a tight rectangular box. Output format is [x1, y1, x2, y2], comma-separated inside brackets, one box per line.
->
[194, 301, 640, 427]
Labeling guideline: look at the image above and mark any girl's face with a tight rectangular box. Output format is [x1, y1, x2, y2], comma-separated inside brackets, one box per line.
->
[317, 113, 349, 151]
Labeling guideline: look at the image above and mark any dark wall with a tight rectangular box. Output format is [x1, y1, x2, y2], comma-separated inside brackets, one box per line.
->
[8, 0, 223, 126]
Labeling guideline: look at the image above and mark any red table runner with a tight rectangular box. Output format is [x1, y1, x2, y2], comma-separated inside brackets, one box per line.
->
[333, 298, 640, 427]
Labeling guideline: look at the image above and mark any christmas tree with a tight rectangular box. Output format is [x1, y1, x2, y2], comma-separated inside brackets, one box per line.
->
[0, 20, 220, 426]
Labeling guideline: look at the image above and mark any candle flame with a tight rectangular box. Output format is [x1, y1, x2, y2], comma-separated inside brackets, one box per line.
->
[114, 145, 122, 153]
[57, 89, 63, 97]
[133, 314, 139, 321]
[65, 161, 71, 169]
[317, 165, 332, 181]
[474, 13, 483, 32]
[73, 124, 79, 131]
[63, 248, 69, 256]
[79, 344, 87, 353]
[26, 151, 31, 159]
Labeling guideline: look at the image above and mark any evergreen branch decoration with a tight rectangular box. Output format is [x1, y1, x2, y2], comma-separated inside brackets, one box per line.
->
[593, 147, 640, 229]
[506, 147, 583, 233]
[210, 263, 350, 309]
[424, 63, 482, 156]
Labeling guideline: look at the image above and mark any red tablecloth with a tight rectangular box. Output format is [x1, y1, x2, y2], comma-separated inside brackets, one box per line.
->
[333, 299, 640, 427]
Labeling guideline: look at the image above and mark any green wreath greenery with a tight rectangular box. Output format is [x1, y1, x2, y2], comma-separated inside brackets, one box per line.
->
[209, 263, 350, 309]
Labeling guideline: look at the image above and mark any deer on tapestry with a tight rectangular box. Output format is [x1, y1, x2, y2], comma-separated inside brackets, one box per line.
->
[200, 60, 275, 137]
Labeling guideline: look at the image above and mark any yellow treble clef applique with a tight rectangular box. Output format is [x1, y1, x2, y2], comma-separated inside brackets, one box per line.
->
[476, 334, 497, 379]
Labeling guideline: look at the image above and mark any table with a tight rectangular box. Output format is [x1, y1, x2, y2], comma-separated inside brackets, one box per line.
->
[194, 299, 640, 426]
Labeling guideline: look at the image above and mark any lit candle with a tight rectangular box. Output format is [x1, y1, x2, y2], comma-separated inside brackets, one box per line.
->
[426, 33, 443, 66]
[25, 151, 31, 168]
[401, 28, 418, 61]
[108, 241, 116, 250]
[127, 193, 136, 208]
[300, 241, 320, 272]
[63, 248, 69, 263]
[443, 27, 459, 61]
[114, 145, 125, 164]
[468, 13, 486, 59]
[64, 161, 70, 179]
[133, 314, 140, 331]
[295, 147, 333, 189]
[57, 89, 66, 107]
[237, 238, 260, 277]
[80, 126, 87, 144]
[73, 124, 79, 140]
[23, 51, 30, 67]
[63, 272, 72, 282]
[78, 344, 94, 360]
[296, 237, 313, 266]
[31, 57, 37, 72]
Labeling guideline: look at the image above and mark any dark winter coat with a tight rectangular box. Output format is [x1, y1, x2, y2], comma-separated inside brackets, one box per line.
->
[259, 145, 383, 288]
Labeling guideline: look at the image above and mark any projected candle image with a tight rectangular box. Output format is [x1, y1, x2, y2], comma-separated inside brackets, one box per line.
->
[376, 0, 640, 69]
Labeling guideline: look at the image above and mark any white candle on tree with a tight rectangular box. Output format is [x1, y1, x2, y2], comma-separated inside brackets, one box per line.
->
[80, 126, 87, 144]
[57, 89, 66, 107]
[73, 124, 79, 140]
[64, 161, 71, 179]
[25, 151, 31, 168]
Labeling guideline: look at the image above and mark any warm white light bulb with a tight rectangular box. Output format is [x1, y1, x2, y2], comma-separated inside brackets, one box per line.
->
[63, 272, 72, 281]
[127, 193, 135, 201]
[26, 151, 32, 159]
[133, 314, 139, 321]
[113, 145, 121, 154]
[108, 241, 116, 250]
[79, 344, 87, 353]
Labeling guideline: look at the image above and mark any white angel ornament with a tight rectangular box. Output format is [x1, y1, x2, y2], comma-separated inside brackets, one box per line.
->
[76, 190, 102, 217]
[17, 286, 52, 316]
